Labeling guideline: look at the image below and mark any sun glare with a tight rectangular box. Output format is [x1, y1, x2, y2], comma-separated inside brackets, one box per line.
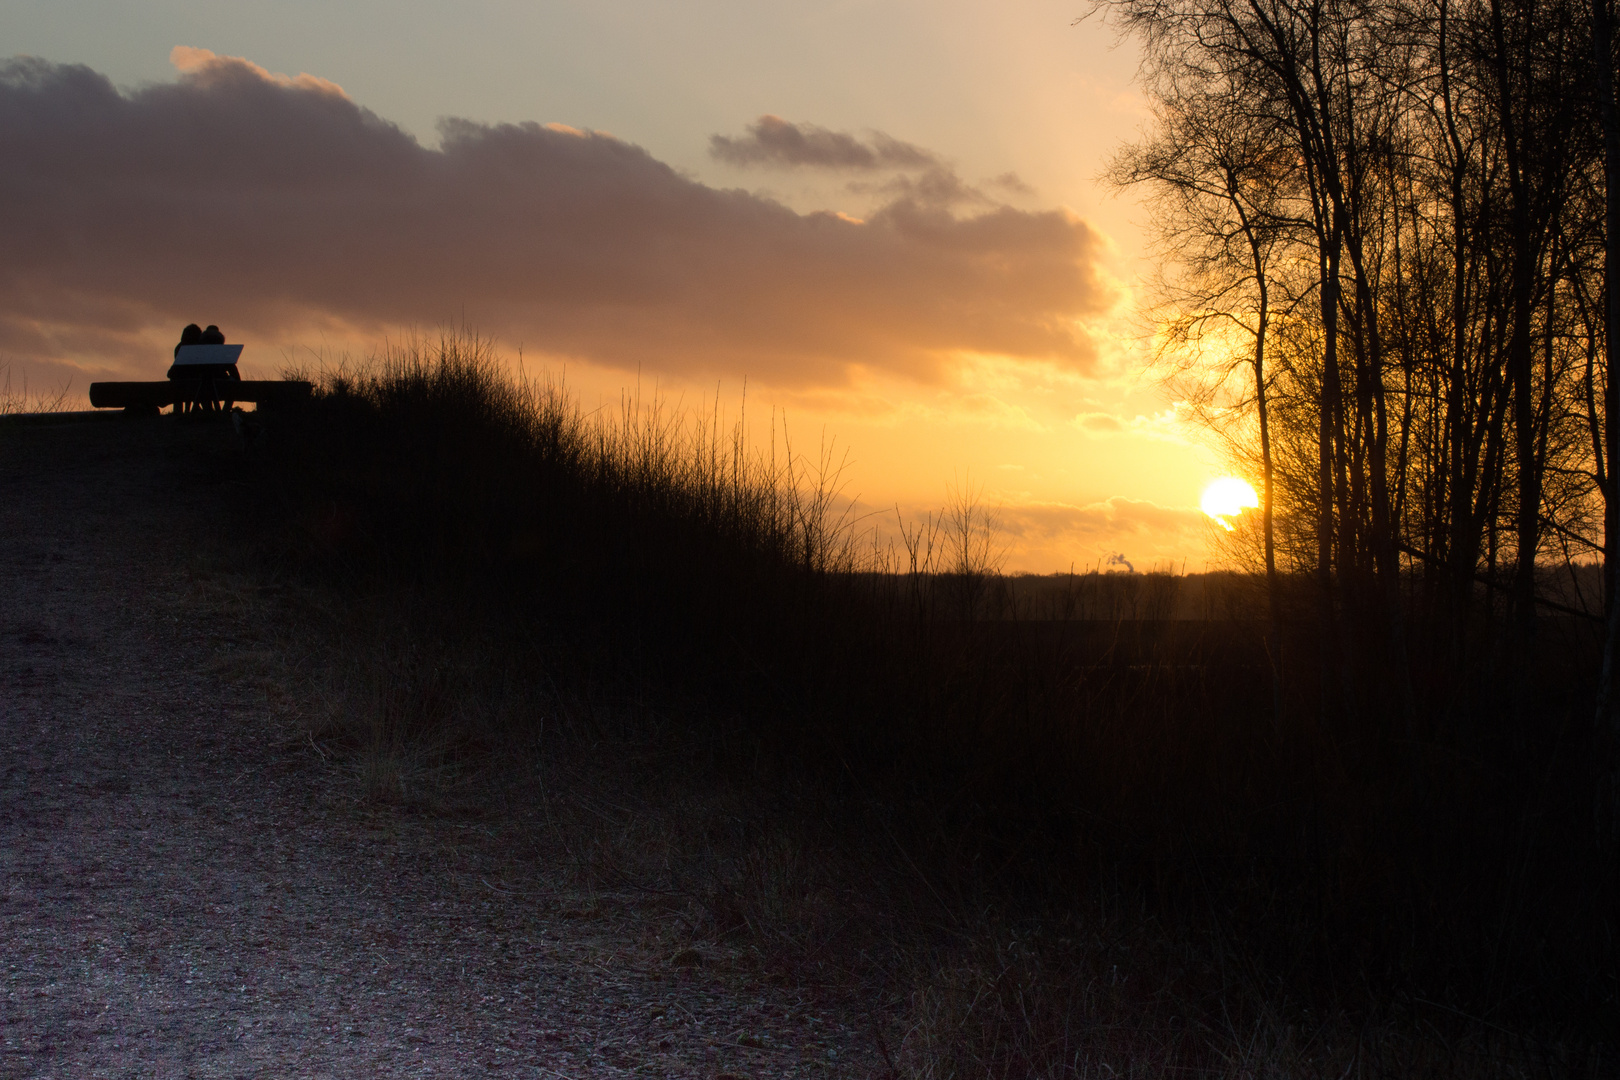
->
[1201, 477, 1259, 531]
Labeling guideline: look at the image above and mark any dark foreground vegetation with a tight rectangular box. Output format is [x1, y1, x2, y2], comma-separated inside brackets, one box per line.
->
[229, 337, 1615, 1077]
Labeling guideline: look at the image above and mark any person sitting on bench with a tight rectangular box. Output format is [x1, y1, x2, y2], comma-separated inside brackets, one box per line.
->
[174, 323, 202, 360]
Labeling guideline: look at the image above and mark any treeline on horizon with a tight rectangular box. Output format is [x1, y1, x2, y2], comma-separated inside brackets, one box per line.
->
[958, 563, 1604, 622]
[243, 336, 1613, 1066]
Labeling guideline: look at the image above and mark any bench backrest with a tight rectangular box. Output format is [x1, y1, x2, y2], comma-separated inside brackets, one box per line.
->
[173, 344, 244, 366]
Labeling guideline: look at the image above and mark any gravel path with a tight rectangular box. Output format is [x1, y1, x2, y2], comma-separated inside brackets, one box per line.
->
[0, 415, 878, 1079]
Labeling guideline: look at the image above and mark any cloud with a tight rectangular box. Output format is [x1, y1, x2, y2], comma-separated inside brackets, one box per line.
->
[1072, 405, 1192, 442]
[1001, 497, 1207, 543]
[0, 55, 1117, 387]
[1075, 412, 1126, 434]
[167, 46, 347, 97]
[713, 115, 1014, 212]
[951, 393, 1046, 430]
[709, 114, 939, 171]
[849, 167, 994, 211]
[987, 172, 1036, 197]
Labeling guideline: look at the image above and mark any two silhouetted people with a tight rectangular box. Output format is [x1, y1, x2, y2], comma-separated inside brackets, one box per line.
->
[168, 322, 240, 413]
[167, 322, 239, 382]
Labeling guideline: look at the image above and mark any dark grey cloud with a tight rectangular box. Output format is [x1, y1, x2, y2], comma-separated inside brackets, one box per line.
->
[850, 167, 998, 210]
[0, 54, 1115, 384]
[988, 171, 1037, 196]
[712, 116, 1030, 212]
[708, 114, 941, 171]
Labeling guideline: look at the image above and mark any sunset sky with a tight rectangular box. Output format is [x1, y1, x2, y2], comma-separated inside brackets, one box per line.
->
[1, 1, 1233, 571]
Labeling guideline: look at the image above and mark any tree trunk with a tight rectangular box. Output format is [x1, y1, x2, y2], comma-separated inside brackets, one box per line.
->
[1234, 191, 1283, 730]
[1590, 0, 1620, 843]
[1320, 219, 1344, 725]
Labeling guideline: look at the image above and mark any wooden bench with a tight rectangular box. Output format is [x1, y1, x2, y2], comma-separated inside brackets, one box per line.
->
[88, 379, 313, 413]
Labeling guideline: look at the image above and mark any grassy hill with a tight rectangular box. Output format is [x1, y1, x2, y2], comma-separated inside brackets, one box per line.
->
[206, 333, 1618, 1076]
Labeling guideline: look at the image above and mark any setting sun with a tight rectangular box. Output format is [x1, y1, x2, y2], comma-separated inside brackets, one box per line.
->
[1200, 477, 1259, 531]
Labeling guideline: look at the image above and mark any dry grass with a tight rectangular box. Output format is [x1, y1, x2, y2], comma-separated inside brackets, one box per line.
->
[233, 332, 1615, 1078]
[0, 360, 72, 415]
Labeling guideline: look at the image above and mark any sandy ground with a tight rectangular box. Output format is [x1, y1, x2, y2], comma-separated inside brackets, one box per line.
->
[0, 414, 880, 1079]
